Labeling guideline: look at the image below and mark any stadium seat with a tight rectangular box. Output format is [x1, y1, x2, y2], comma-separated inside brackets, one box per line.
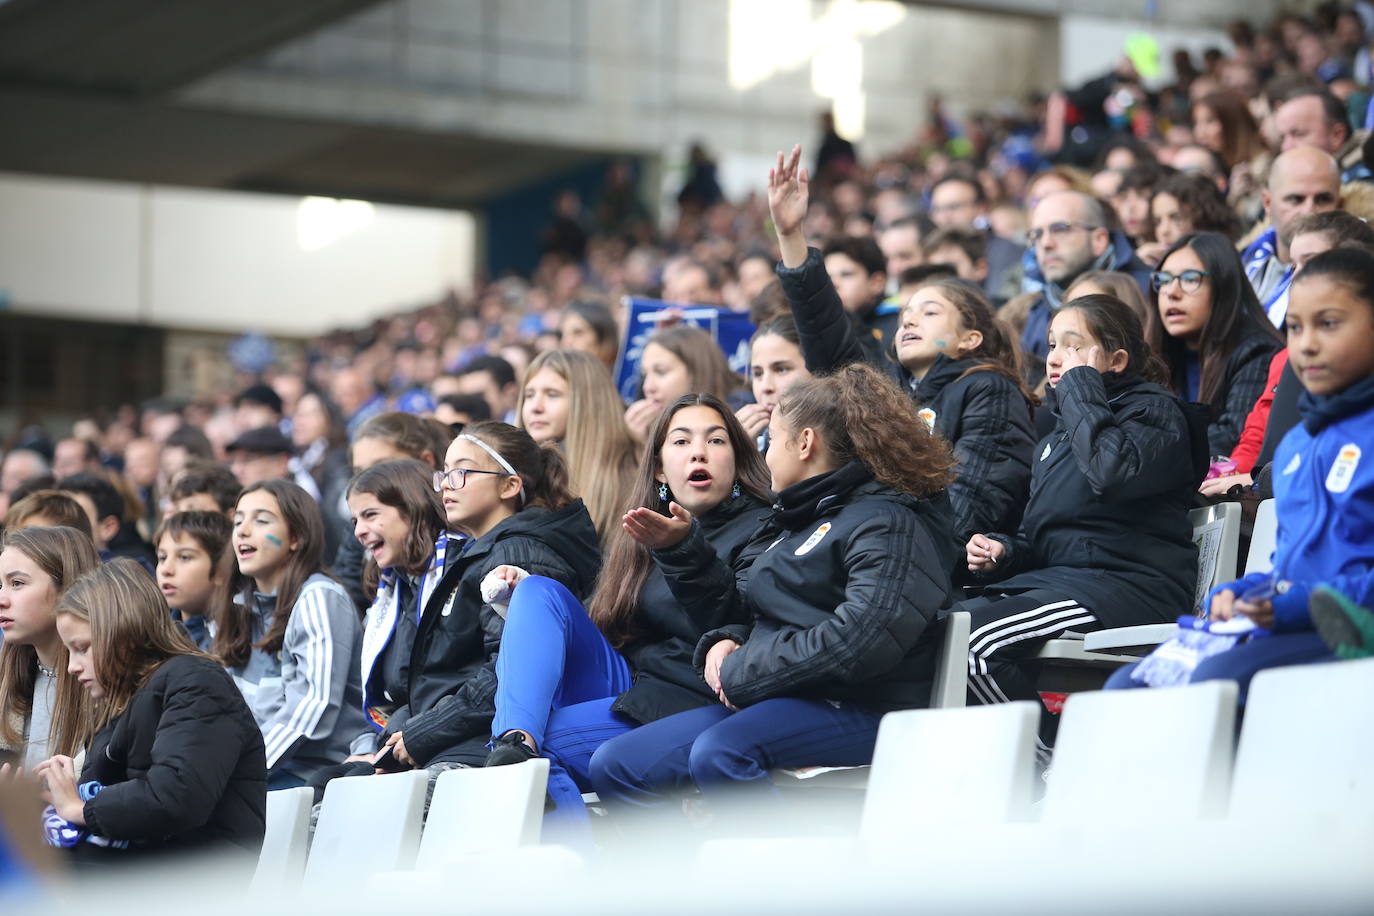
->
[1043, 681, 1238, 824]
[414, 759, 550, 870]
[1231, 656, 1374, 821]
[251, 786, 313, 892]
[303, 770, 428, 893]
[1242, 497, 1277, 576]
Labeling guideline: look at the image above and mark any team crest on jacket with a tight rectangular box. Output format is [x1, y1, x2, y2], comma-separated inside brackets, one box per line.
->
[917, 408, 937, 431]
[794, 522, 832, 556]
[1326, 444, 1361, 493]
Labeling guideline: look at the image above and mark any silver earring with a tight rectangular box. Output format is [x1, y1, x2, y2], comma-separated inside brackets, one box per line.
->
[658, 483, 669, 501]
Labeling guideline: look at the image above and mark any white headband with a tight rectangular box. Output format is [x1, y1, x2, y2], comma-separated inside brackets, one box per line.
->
[457, 434, 524, 505]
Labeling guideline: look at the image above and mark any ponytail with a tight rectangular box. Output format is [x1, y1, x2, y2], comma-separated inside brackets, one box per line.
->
[778, 363, 955, 499]
[459, 421, 574, 512]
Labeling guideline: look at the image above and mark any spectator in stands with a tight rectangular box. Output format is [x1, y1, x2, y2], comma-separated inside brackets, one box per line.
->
[38, 560, 265, 863]
[1107, 165, 1161, 244]
[158, 425, 215, 505]
[1148, 232, 1284, 456]
[1190, 90, 1270, 228]
[225, 427, 292, 488]
[480, 395, 771, 833]
[232, 385, 283, 435]
[923, 228, 990, 286]
[734, 251, 777, 306]
[1064, 270, 1155, 333]
[332, 367, 386, 439]
[0, 449, 50, 525]
[877, 215, 931, 284]
[769, 146, 1033, 544]
[433, 394, 491, 429]
[661, 258, 722, 307]
[1020, 191, 1152, 382]
[4, 492, 92, 538]
[822, 235, 898, 351]
[360, 424, 600, 774]
[959, 295, 1206, 757]
[121, 438, 160, 532]
[290, 388, 351, 557]
[1138, 172, 1241, 266]
[51, 439, 101, 481]
[457, 355, 519, 424]
[155, 511, 232, 651]
[56, 473, 155, 572]
[588, 364, 957, 813]
[216, 480, 365, 790]
[559, 301, 621, 371]
[0, 527, 100, 770]
[1109, 248, 1374, 695]
[625, 325, 745, 446]
[168, 462, 241, 518]
[517, 350, 636, 543]
[1242, 146, 1343, 326]
[736, 315, 811, 450]
[1272, 85, 1369, 181]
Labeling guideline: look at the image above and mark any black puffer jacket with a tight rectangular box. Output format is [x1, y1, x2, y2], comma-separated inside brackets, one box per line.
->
[776, 248, 1035, 541]
[973, 367, 1209, 627]
[393, 500, 602, 766]
[77, 655, 266, 861]
[613, 493, 773, 724]
[659, 463, 958, 713]
[1194, 328, 1284, 457]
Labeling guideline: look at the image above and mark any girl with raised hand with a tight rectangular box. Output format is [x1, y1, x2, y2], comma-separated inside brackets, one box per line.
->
[479, 395, 772, 829]
[1146, 231, 1283, 457]
[958, 295, 1207, 754]
[0, 528, 100, 772]
[588, 364, 959, 812]
[767, 144, 1036, 543]
[735, 315, 812, 451]
[1108, 248, 1374, 693]
[366, 423, 602, 773]
[624, 325, 746, 447]
[216, 480, 366, 790]
[517, 349, 637, 543]
[36, 560, 265, 864]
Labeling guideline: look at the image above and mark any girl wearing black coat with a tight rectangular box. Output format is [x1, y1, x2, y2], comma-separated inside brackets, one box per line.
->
[366, 423, 602, 773]
[1146, 231, 1283, 456]
[479, 394, 771, 833]
[588, 364, 960, 813]
[36, 559, 265, 864]
[959, 295, 1208, 756]
[768, 144, 1036, 543]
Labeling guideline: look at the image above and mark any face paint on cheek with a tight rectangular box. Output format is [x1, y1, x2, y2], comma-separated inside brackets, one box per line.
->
[934, 340, 949, 348]
[265, 535, 283, 547]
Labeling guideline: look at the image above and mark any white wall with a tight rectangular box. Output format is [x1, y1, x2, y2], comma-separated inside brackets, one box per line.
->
[0, 172, 475, 336]
[1059, 14, 1232, 90]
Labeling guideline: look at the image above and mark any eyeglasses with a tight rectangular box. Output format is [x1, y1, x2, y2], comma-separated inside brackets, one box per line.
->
[1150, 269, 1209, 294]
[432, 468, 513, 492]
[1027, 221, 1100, 245]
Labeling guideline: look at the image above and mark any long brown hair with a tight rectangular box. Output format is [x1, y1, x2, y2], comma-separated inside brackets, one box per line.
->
[1062, 293, 1171, 386]
[588, 394, 771, 647]
[0, 527, 101, 757]
[778, 364, 956, 499]
[907, 278, 1036, 407]
[352, 411, 451, 469]
[644, 325, 745, 401]
[1191, 91, 1265, 169]
[516, 349, 636, 541]
[346, 458, 446, 598]
[214, 479, 331, 668]
[56, 560, 208, 742]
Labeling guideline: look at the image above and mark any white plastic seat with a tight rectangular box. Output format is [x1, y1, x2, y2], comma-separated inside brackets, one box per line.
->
[1231, 656, 1374, 822]
[1042, 681, 1238, 824]
[251, 786, 313, 892]
[303, 770, 428, 893]
[414, 758, 550, 870]
[1242, 498, 1277, 575]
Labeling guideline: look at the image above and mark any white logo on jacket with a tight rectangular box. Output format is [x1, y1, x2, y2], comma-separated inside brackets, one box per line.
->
[918, 408, 937, 431]
[1041, 441, 1052, 461]
[794, 522, 832, 556]
[1283, 452, 1301, 475]
[1326, 444, 1361, 493]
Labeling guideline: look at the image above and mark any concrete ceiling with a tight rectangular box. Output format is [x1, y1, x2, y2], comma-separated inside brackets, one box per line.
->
[0, 0, 610, 208]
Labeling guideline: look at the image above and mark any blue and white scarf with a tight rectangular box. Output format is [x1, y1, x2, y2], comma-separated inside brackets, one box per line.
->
[1242, 227, 1294, 328]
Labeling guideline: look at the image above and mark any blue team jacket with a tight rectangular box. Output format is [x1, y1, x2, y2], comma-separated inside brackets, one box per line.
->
[1221, 376, 1374, 632]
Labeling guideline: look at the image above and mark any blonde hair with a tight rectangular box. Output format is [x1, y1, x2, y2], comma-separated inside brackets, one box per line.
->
[57, 560, 207, 742]
[516, 349, 636, 541]
[0, 527, 101, 757]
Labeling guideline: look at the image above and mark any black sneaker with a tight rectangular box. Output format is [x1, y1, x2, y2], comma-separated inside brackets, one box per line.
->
[484, 731, 537, 767]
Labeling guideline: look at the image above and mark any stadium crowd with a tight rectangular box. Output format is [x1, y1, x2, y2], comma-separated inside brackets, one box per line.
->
[1, 5, 1374, 877]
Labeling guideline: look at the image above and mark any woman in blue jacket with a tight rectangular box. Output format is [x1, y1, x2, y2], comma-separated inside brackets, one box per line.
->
[1109, 247, 1374, 694]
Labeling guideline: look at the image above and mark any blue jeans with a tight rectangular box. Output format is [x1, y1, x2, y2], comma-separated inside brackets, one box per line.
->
[492, 576, 635, 841]
[587, 697, 882, 810]
[1105, 631, 1334, 701]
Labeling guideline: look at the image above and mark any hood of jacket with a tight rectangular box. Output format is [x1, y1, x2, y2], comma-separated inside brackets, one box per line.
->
[772, 462, 875, 529]
[471, 498, 602, 587]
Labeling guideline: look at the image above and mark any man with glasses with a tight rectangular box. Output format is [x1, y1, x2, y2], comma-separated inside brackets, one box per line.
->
[1019, 191, 1151, 383]
[1242, 146, 1343, 327]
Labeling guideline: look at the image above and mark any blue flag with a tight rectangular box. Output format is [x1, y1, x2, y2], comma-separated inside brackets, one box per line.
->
[614, 297, 755, 402]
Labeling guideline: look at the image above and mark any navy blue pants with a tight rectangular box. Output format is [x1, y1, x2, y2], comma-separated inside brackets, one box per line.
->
[1105, 631, 1334, 701]
[588, 697, 882, 810]
[492, 576, 635, 841]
